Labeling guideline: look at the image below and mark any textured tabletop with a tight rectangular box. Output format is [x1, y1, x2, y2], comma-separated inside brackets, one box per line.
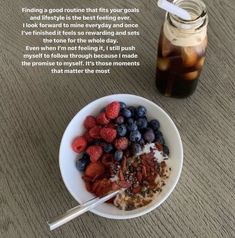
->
[0, 0, 234, 237]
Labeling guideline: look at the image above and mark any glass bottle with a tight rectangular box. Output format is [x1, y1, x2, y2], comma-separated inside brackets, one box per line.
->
[156, 0, 208, 98]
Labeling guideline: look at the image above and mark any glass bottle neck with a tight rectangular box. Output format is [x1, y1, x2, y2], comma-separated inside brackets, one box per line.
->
[168, 0, 208, 31]
[163, 0, 208, 47]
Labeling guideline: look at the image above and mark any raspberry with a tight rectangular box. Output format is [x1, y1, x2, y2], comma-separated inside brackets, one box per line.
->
[114, 137, 129, 150]
[84, 116, 96, 129]
[105, 101, 120, 119]
[100, 127, 117, 143]
[96, 112, 110, 125]
[83, 131, 93, 143]
[106, 123, 116, 129]
[86, 145, 103, 162]
[89, 126, 101, 139]
[72, 136, 87, 153]
[85, 161, 105, 178]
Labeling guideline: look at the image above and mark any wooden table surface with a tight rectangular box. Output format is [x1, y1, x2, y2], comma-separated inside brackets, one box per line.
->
[0, 0, 234, 237]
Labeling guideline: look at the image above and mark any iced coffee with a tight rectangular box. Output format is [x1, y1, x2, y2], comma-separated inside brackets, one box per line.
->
[156, 0, 208, 98]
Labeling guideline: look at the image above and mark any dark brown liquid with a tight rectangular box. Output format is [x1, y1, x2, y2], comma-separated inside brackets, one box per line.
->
[156, 29, 207, 98]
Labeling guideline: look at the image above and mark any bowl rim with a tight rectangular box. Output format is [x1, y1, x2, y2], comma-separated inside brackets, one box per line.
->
[59, 94, 183, 219]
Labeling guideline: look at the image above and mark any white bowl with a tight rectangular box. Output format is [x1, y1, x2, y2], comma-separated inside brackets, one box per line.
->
[59, 94, 183, 219]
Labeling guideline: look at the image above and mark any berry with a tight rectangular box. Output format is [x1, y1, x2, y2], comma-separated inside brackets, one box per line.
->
[105, 101, 120, 119]
[100, 127, 117, 143]
[127, 121, 138, 131]
[103, 143, 113, 153]
[119, 102, 126, 109]
[154, 130, 163, 139]
[149, 119, 160, 130]
[106, 123, 116, 129]
[163, 145, 170, 156]
[114, 137, 129, 150]
[156, 135, 165, 145]
[129, 130, 141, 142]
[89, 126, 101, 139]
[121, 108, 132, 118]
[86, 145, 103, 162]
[144, 128, 155, 143]
[116, 116, 125, 124]
[96, 112, 110, 125]
[127, 118, 134, 124]
[76, 153, 90, 171]
[85, 162, 105, 178]
[131, 143, 141, 155]
[117, 124, 127, 137]
[84, 116, 96, 129]
[136, 106, 146, 118]
[114, 150, 123, 161]
[72, 136, 87, 153]
[83, 131, 93, 143]
[82, 152, 90, 160]
[136, 117, 148, 130]
[128, 106, 136, 116]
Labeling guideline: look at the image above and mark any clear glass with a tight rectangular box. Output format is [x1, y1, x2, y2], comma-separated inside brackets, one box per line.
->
[156, 0, 208, 98]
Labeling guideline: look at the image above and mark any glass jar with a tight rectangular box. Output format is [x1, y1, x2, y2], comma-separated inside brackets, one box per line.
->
[156, 0, 208, 98]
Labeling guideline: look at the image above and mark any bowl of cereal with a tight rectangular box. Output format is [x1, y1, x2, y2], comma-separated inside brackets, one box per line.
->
[59, 94, 183, 219]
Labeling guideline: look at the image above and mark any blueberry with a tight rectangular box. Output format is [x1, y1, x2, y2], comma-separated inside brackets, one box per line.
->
[121, 108, 132, 118]
[131, 143, 142, 155]
[163, 145, 170, 156]
[136, 106, 146, 118]
[154, 130, 163, 138]
[75, 153, 90, 171]
[136, 117, 148, 130]
[156, 135, 165, 145]
[104, 143, 113, 153]
[128, 106, 136, 116]
[144, 128, 155, 143]
[116, 116, 125, 124]
[82, 152, 90, 160]
[119, 102, 126, 110]
[117, 124, 127, 137]
[127, 121, 138, 131]
[149, 119, 160, 130]
[129, 130, 141, 142]
[114, 150, 123, 161]
[127, 118, 134, 124]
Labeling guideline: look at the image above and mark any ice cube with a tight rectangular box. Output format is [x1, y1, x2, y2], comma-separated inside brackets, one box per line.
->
[157, 58, 170, 71]
[182, 47, 198, 67]
[183, 71, 199, 80]
[161, 35, 173, 57]
[195, 57, 205, 69]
